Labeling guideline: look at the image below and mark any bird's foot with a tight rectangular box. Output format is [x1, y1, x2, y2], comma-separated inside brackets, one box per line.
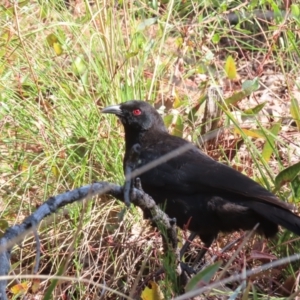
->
[180, 261, 197, 276]
[134, 177, 143, 191]
[169, 217, 177, 226]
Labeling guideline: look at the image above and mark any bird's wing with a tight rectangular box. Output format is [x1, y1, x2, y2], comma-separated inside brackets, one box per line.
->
[183, 151, 290, 209]
[138, 137, 291, 211]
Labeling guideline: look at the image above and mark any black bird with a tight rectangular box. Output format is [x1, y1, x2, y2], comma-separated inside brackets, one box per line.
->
[102, 100, 300, 256]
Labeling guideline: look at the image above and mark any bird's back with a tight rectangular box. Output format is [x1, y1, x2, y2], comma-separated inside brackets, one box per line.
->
[133, 131, 287, 207]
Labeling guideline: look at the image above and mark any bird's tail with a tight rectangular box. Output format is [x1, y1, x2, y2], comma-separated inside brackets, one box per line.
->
[247, 201, 300, 236]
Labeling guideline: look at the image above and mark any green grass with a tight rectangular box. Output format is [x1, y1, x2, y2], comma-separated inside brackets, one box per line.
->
[1, 0, 300, 298]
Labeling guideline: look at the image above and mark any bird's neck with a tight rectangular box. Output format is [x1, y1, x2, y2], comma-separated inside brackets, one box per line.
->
[123, 124, 168, 163]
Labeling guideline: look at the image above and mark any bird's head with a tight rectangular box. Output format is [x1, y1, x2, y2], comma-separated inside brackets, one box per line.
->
[102, 100, 167, 133]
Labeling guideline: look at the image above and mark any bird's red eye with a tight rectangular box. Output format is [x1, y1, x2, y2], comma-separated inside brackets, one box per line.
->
[132, 109, 142, 116]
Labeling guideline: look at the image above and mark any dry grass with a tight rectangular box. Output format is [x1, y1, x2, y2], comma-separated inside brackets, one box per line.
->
[1, 0, 300, 299]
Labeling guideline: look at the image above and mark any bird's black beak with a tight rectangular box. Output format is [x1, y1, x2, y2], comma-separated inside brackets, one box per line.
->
[102, 104, 122, 116]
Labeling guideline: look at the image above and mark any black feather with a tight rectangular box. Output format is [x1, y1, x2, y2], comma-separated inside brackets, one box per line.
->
[103, 100, 300, 248]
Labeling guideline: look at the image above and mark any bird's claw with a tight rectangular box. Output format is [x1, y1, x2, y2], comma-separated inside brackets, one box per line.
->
[134, 177, 143, 191]
[169, 217, 177, 226]
[180, 261, 197, 275]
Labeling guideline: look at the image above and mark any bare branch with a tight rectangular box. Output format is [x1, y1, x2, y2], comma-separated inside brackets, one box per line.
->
[0, 181, 176, 300]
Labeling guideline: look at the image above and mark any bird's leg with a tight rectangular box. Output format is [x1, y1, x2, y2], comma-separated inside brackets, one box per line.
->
[178, 232, 199, 276]
[209, 234, 245, 263]
[180, 232, 197, 259]
[192, 236, 215, 268]
[123, 143, 141, 207]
